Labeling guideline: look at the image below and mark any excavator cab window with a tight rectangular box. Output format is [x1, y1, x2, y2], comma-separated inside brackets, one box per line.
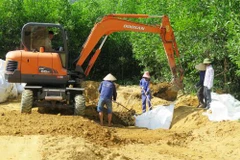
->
[21, 22, 69, 68]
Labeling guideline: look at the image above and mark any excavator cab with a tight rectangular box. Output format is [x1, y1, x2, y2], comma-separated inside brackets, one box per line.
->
[21, 22, 68, 68]
[5, 23, 70, 85]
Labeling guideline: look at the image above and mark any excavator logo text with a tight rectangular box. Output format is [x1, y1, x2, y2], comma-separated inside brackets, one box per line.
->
[123, 24, 145, 31]
[38, 66, 55, 74]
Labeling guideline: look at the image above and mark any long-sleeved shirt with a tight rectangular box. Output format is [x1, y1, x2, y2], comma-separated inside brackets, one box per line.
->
[98, 80, 117, 100]
[203, 65, 214, 89]
[139, 78, 150, 94]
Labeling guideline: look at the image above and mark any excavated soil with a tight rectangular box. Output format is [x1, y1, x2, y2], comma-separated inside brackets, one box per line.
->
[0, 81, 239, 160]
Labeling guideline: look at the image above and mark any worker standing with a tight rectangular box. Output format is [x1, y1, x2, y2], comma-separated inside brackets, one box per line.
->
[97, 73, 117, 126]
[203, 58, 214, 110]
[140, 71, 152, 113]
[195, 63, 206, 108]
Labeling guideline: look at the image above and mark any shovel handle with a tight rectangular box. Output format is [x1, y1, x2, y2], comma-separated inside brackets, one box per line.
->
[142, 89, 152, 108]
[112, 100, 130, 111]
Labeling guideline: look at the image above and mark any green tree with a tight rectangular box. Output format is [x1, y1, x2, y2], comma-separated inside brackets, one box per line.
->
[1, 0, 240, 97]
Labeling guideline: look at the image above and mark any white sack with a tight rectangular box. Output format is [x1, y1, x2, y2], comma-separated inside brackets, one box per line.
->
[15, 83, 26, 94]
[0, 59, 21, 103]
[135, 104, 174, 130]
[203, 92, 240, 121]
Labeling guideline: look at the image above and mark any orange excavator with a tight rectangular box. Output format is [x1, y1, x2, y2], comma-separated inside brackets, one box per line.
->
[4, 14, 184, 115]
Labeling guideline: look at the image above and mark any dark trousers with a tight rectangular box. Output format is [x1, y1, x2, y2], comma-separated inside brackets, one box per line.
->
[197, 86, 205, 106]
[141, 94, 151, 113]
[203, 86, 212, 108]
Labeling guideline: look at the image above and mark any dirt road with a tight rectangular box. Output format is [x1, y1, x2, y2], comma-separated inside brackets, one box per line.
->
[0, 81, 239, 160]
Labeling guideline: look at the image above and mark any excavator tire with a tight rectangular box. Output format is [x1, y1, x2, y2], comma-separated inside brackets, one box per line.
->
[21, 89, 33, 113]
[74, 94, 85, 116]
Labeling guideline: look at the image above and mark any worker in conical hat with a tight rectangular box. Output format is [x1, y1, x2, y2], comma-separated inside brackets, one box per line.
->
[103, 73, 117, 81]
[195, 63, 206, 108]
[202, 58, 214, 110]
[139, 71, 152, 113]
[97, 73, 117, 126]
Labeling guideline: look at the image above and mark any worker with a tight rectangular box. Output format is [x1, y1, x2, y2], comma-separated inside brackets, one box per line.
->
[45, 31, 54, 51]
[139, 71, 152, 113]
[97, 73, 117, 126]
[203, 58, 214, 110]
[195, 63, 206, 108]
[48, 31, 54, 40]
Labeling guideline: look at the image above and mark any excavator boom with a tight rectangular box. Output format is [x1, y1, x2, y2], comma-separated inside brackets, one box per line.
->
[76, 14, 183, 90]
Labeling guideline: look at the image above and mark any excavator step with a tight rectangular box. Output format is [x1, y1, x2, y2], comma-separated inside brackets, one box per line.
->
[45, 96, 63, 101]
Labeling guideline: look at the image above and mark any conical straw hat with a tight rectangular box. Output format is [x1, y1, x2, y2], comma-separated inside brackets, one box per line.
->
[142, 71, 150, 78]
[103, 73, 117, 81]
[203, 58, 212, 64]
[195, 63, 206, 71]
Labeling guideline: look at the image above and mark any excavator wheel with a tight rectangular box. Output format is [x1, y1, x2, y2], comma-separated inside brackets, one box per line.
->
[74, 94, 86, 116]
[21, 89, 33, 113]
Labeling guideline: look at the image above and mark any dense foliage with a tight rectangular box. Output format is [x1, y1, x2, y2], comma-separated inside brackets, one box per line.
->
[1, 0, 240, 98]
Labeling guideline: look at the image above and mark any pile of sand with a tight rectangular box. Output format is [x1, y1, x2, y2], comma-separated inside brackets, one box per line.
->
[0, 81, 239, 160]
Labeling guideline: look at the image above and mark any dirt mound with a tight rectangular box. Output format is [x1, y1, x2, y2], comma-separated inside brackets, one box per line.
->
[0, 81, 240, 160]
[0, 108, 127, 147]
[151, 82, 178, 101]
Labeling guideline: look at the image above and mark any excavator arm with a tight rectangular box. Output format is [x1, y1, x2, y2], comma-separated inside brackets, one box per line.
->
[76, 14, 184, 90]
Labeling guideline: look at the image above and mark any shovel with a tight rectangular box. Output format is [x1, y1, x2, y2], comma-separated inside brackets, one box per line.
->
[142, 89, 152, 110]
[112, 100, 136, 116]
[112, 100, 131, 111]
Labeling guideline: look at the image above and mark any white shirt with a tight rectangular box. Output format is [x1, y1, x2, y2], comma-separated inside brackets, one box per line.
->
[204, 65, 214, 89]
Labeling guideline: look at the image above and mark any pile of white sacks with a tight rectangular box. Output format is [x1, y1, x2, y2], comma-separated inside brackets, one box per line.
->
[0, 59, 25, 103]
[135, 92, 240, 130]
[203, 92, 240, 121]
